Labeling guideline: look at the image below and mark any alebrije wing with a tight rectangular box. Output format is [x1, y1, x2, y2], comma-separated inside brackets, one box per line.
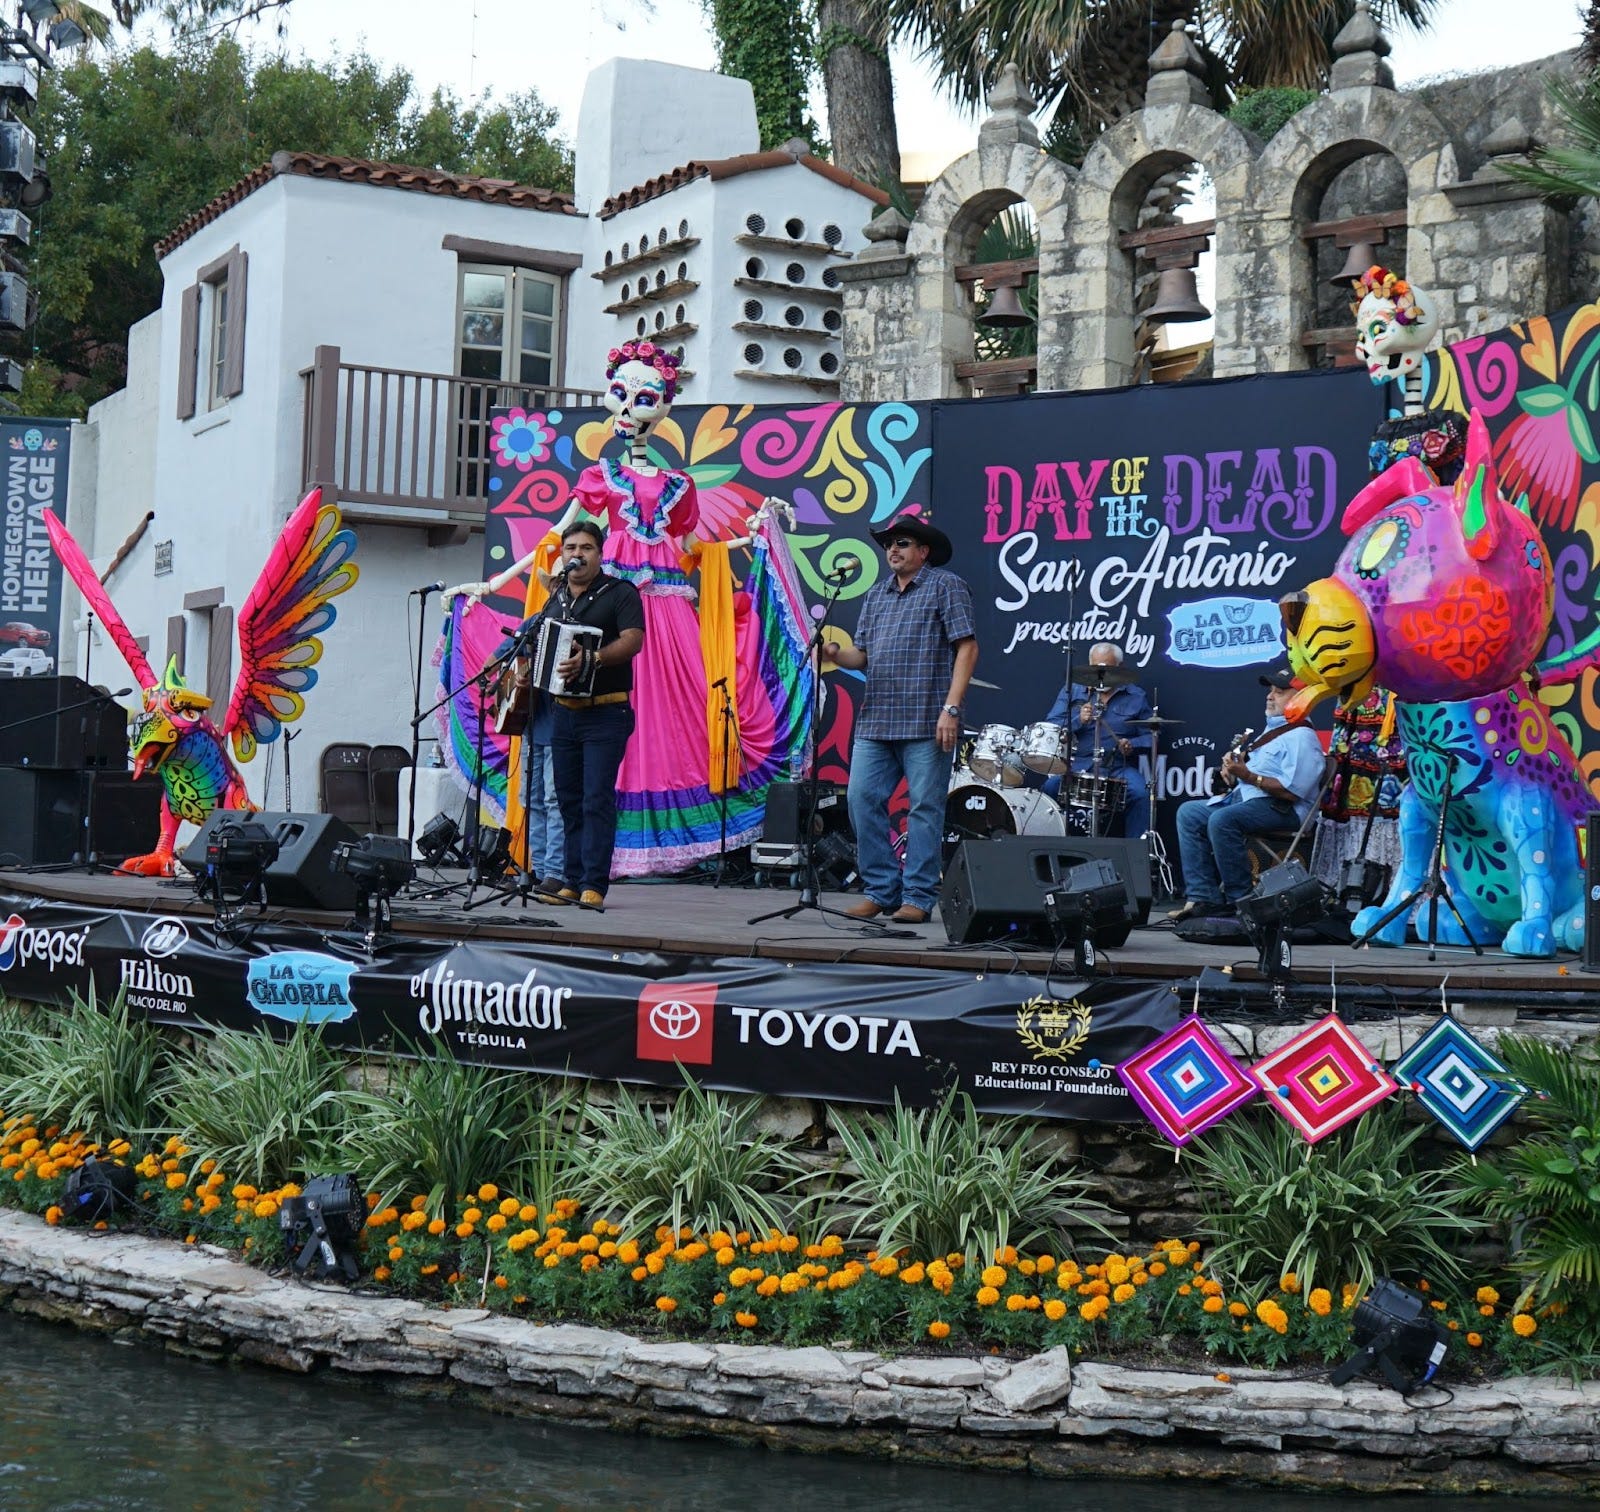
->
[431, 596, 512, 825]
[223, 487, 359, 762]
[43, 508, 156, 689]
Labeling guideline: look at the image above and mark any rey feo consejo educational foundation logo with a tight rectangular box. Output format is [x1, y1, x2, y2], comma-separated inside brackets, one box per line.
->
[1015, 995, 1093, 1062]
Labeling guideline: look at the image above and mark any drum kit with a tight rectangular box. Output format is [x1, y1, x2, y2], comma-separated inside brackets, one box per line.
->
[943, 661, 1185, 859]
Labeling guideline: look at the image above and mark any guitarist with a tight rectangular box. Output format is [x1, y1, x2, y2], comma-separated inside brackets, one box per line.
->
[1167, 667, 1327, 923]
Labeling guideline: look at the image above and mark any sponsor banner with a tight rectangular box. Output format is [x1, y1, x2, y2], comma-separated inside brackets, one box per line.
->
[0, 417, 73, 652]
[0, 895, 1177, 1120]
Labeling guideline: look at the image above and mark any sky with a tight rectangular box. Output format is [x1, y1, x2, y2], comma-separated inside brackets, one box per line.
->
[174, 0, 1590, 183]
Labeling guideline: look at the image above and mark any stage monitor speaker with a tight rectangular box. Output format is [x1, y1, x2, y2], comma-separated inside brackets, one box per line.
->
[0, 675, 128, 769]
[1585, 813, 1600, 975]
[179, 809, 360, 911]
[86, 772, 166, 866]
[0, 766, 80, 865]
[939, 834, 1152, 947]
[762, 780, 848, 847]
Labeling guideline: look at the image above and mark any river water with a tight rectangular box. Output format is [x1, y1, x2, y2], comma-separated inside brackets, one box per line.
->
[0, 1312, 1592, 1511]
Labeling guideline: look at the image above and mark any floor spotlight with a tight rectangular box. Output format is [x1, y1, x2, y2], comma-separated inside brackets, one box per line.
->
[417, 811, 462, 867]
[1328, 1278, 1449, 1394]
[474, 823, 512, 878]
[195, 817, 280, 913]
[332, 834, 416, 943]
[1045, 857, 1136, 975]
[1237, 860, 1327, 982]
[279, 1172, 364, 1282]
[61, 1157, 135, 1222]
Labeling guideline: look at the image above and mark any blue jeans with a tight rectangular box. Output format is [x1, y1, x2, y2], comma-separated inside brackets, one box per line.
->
[1176, 791, 1298, 902]
[551, 703, 635, 896]
[847, 736, 955, 912]
[524, 743, 565, 881]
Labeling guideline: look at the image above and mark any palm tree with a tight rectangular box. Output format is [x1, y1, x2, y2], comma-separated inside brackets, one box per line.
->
[1493, 69, 1600, 200]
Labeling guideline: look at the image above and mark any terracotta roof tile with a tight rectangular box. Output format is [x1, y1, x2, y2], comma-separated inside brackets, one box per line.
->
[599, 146, 888, 220]
[155, 151, 576, 258]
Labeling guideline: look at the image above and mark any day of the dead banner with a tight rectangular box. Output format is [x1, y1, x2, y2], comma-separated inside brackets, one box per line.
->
[0, 895, 1177, 1121]
[477, 305, 1600, 851]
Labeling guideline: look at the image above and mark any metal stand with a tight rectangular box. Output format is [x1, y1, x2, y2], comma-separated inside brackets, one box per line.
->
[711, 674, 739, 887]
[405, 584, 437, 857]
[1352, 750, 1481, 961]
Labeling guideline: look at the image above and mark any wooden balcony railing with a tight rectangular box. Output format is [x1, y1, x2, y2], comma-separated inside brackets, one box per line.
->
[300, 344, 603, 545]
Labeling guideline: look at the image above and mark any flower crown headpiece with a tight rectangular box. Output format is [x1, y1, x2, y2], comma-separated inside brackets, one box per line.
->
[605, 339, 683, 402]
[1350, 265, 1420, 326]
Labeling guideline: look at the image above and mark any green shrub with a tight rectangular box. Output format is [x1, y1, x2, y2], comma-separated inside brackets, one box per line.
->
[1227, 86, 1317, 142]
[1185, 1108, 1473, 1298]
[823, 1090, 1109, 1264]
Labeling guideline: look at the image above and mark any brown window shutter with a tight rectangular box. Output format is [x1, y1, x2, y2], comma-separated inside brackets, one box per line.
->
[223, 248, 247, 398]
[165, 615, 185, 674]
[177, 283, 200, 419]
[207, 605, 234, 707]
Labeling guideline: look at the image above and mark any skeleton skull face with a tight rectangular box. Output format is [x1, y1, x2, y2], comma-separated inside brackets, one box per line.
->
[604, 358, 672, 442]
[1353, 284, 1441, 385]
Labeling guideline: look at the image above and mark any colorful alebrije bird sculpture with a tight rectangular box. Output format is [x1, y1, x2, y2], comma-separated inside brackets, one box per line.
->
[44, 489, 359, 875]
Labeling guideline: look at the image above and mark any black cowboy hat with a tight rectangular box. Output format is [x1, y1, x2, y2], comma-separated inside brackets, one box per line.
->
[870, 513, 953, 568]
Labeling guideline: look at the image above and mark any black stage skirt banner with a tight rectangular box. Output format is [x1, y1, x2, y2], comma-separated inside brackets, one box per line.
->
[0, 896, 1177, 1121]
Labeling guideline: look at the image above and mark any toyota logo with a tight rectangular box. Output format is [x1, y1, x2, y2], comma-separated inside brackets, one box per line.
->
[648, 999, 702, 1040]
[139, 918, 190, 959]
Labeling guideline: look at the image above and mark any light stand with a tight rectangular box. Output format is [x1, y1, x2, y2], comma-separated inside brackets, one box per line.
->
[747, 568, 905, 934]
[1045, 858, 1136, 976]
[1353, 749, 1481, 960]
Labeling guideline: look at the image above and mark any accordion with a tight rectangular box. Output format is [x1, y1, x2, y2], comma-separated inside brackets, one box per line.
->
[528, 619, 604, 698]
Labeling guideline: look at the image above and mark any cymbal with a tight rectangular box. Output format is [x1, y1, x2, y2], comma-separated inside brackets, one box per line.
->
[1070, 662, 1136, 688]
[969, 676, 1002, 691]
[1129, 714, 1185, 728]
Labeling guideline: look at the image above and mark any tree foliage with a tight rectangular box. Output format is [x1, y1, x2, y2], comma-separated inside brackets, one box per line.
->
[705, 0, 820, 150]
[1493, 71, 1600, 201]
[26, 37, 572, 403]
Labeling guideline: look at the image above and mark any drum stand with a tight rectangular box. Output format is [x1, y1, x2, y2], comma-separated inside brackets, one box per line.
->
[1141, 690, 1176, 899]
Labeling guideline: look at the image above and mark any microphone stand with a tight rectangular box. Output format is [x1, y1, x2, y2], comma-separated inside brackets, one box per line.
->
[711, 674, 738, 887]
[747, 569, 909, 935]
[405, 584, 438, 858]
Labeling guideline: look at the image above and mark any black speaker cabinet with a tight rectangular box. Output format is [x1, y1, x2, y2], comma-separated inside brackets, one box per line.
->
[1585, 813, 1600, 974]
[85, 771, 165, 865]
[179, 809, 360, 911]
[939, 835, 1152, 947]
[0, 676, 128, 768]
[762, 780, 848, 846]
[0, 767, 80, 865]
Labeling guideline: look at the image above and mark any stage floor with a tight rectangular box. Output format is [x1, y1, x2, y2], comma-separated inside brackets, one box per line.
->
[3, 865, 1595, 1003]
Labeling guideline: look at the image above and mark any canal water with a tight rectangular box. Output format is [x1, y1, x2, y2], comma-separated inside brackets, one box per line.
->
[0, 1311, 1592, 1510]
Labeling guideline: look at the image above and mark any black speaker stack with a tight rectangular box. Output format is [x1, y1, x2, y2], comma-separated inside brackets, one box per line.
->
[0, 676, 158, 867]
[938, 835, 1152, 947]
[179, 810, 362, 912]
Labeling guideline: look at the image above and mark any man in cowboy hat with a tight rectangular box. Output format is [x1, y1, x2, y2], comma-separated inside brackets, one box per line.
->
[824, 513, 978, 925]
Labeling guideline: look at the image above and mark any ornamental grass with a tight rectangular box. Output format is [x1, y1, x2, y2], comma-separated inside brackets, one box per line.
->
[0, 1103, 1567, 1376]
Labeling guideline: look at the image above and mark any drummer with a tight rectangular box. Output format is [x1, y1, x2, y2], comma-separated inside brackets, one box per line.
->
[1039, 642, 1152, 837]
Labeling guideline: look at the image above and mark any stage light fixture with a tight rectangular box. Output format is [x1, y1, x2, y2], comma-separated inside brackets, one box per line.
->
[1044, 857, 1136, 975]
[279, 1172, 364, 1282]
[475, 823, 512, 877]
[1237, 860, 1327, 982]
[417, 811, 462, 867]
[61, 1157, 135, 1222]
[1328, 1277, 1449, 1395]
[196, 817, 280, 908]
[332, 833, 416, 941]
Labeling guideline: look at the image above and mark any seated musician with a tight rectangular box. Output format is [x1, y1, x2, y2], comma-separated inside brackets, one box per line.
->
[1040, 642, 1151, 837]
[1168, 667, 1325, 922]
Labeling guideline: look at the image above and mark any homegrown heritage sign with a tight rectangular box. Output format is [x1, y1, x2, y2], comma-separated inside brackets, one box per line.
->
[0, 416, 72, 653]
[0, 896, 1177, 1121]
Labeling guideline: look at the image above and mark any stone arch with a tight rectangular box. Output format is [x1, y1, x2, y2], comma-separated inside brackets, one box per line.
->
[905, 142, 1075, 398]
[1249, 88, 1460, 372]
[1067, 106, 1261, 392]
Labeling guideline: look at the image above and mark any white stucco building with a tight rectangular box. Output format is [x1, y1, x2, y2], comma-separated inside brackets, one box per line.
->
[61, 58, 884, 827]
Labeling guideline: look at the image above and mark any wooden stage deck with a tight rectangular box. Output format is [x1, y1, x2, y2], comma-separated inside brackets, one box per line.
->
[4, 866, 1597, 1010]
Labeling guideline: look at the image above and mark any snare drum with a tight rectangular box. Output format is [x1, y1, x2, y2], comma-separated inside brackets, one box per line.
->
[1065, 772, 1127, 815]
[968, 725, 1022, 786]
[1019, 720, 1071, 775]
[943, 783, 1065, 859]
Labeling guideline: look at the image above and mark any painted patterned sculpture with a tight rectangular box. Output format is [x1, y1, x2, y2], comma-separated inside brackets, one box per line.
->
[44, 489, 359, 875]
[1280, 411, 1599, 957]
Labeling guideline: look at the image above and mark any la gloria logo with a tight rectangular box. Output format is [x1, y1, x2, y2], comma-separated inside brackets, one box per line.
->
[246, 951, 357, 1024]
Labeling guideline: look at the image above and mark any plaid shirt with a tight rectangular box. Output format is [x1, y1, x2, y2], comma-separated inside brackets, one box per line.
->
[853, 565, 976, 740]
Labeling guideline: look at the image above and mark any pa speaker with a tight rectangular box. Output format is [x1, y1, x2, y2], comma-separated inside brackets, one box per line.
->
[85, 771, 165, 865]
[0, 676, 127, 768]
[762, 780, 848, 846]
[179, 809, 360, 911]
[1585, 813, 1600, 975]
[0, 766, 79, 864]
[939, 835, 1151, 946]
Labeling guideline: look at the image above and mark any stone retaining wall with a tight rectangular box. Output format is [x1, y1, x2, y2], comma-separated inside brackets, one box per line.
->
[3, 1210, 1598, 1495]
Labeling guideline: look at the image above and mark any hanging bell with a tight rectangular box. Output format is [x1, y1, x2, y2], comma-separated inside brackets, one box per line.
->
[1329, 240, 1379, 289]
[1144, 267, 1210, 325]
[978, 282, 1031, 328]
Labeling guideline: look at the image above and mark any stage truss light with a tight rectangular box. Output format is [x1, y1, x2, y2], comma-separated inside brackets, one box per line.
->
[332, 833, 416, 942]
[417, 811, 462, 867]
[1328, 1278, 1449, 1395]
[279, 1173, 364, 1282]
[195, 817, 280, 912]
[1237, 860, 1328, 983]
[1044, 857, 1136, 976]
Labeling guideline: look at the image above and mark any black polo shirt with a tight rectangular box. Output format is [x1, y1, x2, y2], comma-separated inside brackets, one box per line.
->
[548, 571, 645, 697]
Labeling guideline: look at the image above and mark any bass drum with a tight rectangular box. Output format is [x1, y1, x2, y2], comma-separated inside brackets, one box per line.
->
[943, 782, 1064, 862]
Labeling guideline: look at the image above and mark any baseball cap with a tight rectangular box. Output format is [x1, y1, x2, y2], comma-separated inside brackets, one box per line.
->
[1259, 667, 1296, 691]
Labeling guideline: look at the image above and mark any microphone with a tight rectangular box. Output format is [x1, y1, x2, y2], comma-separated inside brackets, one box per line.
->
[710, 676, 729, 690]
[411, 581, 445, 595]
[550, 559, 577, 579]
[825, 555, 861, 580]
